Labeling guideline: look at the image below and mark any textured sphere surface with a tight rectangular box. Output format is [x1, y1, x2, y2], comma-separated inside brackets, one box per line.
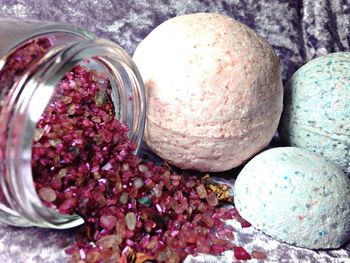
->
[133, 13, 283, 172]
[234, 147, 350, 249]
[279, 52, 350, 174]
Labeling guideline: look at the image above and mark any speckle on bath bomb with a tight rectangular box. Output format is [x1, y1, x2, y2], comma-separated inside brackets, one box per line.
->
[279, 52, 350, 174]
[133, 13, 283, 172]
[234, 147, 350, 249]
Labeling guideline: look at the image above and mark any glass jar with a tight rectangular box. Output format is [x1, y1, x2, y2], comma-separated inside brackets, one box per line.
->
[0, 18, 146, 229]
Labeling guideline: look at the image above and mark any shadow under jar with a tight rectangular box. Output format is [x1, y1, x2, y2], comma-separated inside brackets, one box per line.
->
[0, 18, 145, 229]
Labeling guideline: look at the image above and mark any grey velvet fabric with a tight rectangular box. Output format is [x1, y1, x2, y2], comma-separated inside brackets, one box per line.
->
[0, 0, 349, 262]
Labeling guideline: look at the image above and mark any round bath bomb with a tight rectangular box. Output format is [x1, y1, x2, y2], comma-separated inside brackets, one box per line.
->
[279, 52, 350, 174]
[234, 147, 350, 249]
[133, 13, 283, 172]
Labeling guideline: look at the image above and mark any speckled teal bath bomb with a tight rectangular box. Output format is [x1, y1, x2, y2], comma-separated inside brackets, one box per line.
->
[234, 147, 350, 249]
[279, 52, 350, 174]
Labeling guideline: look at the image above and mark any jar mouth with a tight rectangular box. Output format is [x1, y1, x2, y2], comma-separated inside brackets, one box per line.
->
[5, 38, 146, 228]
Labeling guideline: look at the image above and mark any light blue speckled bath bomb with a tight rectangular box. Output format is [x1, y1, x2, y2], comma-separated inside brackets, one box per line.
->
[279, 52, 350, 174]
[234, 147, 350, 249]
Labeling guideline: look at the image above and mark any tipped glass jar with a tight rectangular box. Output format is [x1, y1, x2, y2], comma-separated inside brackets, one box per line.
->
[0, 18, 145, 229]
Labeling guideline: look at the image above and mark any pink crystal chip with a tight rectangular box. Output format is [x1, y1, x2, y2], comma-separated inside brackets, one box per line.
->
[38, 186, 57, 203]
[251, 250, 267, 259]
[234, 246, 251, 260]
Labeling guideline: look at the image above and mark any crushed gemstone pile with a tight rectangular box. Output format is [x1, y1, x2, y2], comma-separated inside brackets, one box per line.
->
[26, 44, 265, 262]
[0, 37, 52, 91]
[0, 37, 52, 205]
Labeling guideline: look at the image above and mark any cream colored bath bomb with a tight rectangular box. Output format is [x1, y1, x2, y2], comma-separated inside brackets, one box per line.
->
[234, 147, 350, 249]
[133, 13, 283, 171]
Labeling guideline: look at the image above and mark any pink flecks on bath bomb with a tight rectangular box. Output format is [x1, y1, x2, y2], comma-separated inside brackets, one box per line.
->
[133, 13, 283, 172]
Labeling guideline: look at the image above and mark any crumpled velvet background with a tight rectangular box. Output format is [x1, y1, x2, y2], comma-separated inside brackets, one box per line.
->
[0, 0, 349, 262]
